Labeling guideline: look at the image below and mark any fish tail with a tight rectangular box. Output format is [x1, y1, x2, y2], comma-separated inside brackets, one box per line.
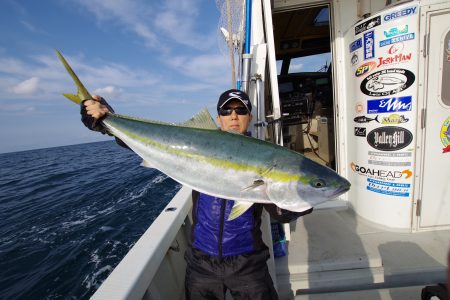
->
[55, 49, 92, 105]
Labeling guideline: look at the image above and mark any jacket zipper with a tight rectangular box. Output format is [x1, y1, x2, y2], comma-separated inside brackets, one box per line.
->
[218, 198, 226, 259]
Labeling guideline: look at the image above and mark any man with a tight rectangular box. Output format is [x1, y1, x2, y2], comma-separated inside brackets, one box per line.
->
[81, 89, 312, 300]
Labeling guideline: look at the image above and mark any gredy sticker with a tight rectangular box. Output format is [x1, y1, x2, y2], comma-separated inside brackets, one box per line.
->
[360, 68, 415, 97]
[367, 96, 412, 114]
[383, 6, 417, 22]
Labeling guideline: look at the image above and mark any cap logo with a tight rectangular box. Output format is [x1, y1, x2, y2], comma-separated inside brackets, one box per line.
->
[228, 91, 242, 99]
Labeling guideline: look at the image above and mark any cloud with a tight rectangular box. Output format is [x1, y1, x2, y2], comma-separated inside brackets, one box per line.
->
[92, 86, 123, 98]
[10, 77, 41, 95]
[70, 0, 216, 52]
[0, 103, 36, 114]
[289, 62, 304, 73]
[166, 53, 229, 85]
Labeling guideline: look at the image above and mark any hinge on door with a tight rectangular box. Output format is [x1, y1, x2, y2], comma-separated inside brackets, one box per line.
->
[423, 33, 429, 57]
[421, 108, 426, 129]
[416, 199, 422, 216]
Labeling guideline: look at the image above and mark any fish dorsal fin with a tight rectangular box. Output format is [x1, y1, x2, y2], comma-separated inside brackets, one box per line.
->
[180, 108, 217, 130]
[228, 201, 254, 221]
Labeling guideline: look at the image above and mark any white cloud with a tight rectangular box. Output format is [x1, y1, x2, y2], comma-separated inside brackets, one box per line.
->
[289, 62, 304, 73]
[166, 53, 229, 85]
[11, 77, 41, 95]
[92, 86, 123, 98]
[70, 0, 215, 52]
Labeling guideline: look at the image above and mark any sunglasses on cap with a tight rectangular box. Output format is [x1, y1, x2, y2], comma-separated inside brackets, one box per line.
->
[218, 106, 249, 116]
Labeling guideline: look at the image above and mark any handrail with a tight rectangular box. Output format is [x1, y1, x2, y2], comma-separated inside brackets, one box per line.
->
[91, 186, 192, 300]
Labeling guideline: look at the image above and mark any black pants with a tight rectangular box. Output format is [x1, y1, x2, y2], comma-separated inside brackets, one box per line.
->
[185, 248, 279, 300]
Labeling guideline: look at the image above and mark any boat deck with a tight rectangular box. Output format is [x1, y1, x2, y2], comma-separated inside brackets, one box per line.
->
[275, 207, 450, 299]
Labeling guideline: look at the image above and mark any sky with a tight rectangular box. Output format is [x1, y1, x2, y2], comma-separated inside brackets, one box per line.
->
[0, 0, 231, 153]
[0, 0, 331, 154]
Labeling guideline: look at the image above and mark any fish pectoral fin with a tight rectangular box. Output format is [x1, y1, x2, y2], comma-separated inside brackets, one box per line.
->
[266, 182, 313, 212]
[180, 108, 218, 130]
[228, 201, 254, 221]
[140, 160, 154, 169]
[242, 179, 265, 191]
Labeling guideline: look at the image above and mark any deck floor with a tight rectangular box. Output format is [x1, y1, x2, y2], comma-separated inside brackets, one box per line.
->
[274, 207, 450, 299]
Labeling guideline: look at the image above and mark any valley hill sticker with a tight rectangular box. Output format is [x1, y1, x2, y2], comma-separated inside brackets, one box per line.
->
[367, 126, 413, 151]
[360, 68, 415, 97]
[440, 117, 450, 153]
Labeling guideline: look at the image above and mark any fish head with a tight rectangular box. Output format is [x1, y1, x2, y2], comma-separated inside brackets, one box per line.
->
[266, 158, 351, 212]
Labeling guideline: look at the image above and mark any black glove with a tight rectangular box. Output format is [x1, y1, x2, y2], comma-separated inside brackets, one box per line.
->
[80, 97, 114, 135]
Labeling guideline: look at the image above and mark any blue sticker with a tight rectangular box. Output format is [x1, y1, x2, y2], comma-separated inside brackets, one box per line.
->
[383, 6, 417, 22]
[380, 33, 415, 47]
[367, 178, 410, 197]
[364, 31, 375, 60]
[349, 38, 362, 52]
[367, 96, 412, 114]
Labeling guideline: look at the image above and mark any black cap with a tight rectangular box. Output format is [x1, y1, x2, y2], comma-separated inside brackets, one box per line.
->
[217, 89, 252, 113]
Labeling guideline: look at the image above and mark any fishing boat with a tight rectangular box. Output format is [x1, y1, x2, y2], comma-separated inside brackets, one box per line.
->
[91, 0, 450, 298]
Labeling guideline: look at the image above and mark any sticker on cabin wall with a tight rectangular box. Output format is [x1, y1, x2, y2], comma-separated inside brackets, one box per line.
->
[380, 33, 415, 47]
[367, 126, 413, 151]
[355, 61, 376, 77]
[350, 162, 413, 181]
[377, 53, 411, 67]
[383, 6, 417, 22]
[355, 101, 365, 114]
[355, 16, 381, 35]
[360, 69, 415, 97]
[368, 151, 412, 167]
[355, 127, 366, 137]
[388, 42, 404, 55]
[384, 25, 408, 38]
[367, 96, 412, 114]
[349, 38, 362, 52]
[367, 178, 410, 197]
[351, 52, 359, 65]
[380, 114, 409, 124]
[440, 117, 450, 153]
[354, 115, 379, 123]
[364, 31, 375, 60]
[447, 39, 450, 62]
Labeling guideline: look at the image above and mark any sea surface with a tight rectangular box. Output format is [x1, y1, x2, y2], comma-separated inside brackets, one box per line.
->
[0, 141, 181, 299]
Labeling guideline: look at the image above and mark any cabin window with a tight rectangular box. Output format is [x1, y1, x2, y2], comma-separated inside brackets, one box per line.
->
[314, 7, 329, 26]
[288, 52, 331, 73]
[442, 30, 450, 106]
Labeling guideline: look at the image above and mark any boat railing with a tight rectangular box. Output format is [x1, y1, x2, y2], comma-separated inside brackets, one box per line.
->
[91, 186, 193, 300]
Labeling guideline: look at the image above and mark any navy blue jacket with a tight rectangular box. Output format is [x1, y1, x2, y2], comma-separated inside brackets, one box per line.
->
[191, 191, 312, 258]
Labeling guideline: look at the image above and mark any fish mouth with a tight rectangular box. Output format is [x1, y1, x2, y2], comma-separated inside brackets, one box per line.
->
[331, 182, 351, 198]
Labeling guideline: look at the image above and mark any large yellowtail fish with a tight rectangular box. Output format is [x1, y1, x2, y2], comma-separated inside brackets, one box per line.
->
[56, 50, 350, 220]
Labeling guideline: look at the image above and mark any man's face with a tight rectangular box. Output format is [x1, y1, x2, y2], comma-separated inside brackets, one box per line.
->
[216, 100, 252, 134]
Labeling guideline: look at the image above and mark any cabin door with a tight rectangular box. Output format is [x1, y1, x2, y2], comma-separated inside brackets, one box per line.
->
[418, 5, 450, 229]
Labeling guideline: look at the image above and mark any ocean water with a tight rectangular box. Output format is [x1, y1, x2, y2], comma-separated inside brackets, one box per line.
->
[0, 141, 181, 299]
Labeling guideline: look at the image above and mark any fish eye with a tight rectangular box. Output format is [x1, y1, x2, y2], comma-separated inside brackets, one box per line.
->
[310, 179, 326, 188]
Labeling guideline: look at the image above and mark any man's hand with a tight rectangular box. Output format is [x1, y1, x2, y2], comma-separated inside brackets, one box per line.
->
[84, 95, 110, 119]
[80, 95, 114, 134]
